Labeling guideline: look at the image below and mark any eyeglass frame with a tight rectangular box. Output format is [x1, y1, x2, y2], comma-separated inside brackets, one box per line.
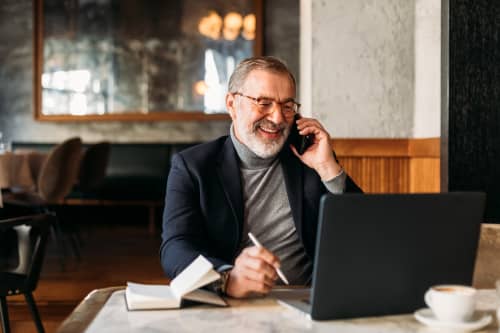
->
[232, 92, 301, 118]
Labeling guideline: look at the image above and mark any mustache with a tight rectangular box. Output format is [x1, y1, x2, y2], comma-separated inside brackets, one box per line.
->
[252, 119, 288, 133]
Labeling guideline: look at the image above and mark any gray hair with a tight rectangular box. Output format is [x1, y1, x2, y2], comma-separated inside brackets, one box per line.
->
[228, 56, 296, 93]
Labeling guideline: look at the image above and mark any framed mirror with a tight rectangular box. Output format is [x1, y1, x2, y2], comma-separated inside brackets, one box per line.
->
[34, 0, 263, 121]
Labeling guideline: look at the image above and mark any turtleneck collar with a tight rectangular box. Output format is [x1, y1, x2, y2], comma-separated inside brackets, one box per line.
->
[230, 124, 279, 169]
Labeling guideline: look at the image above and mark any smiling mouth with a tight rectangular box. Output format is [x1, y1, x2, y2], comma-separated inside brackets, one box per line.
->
[253, 119, 286, 140]
[259, 126, 281, 134]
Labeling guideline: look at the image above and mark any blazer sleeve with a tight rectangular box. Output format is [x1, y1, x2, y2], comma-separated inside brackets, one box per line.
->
[346, 174, 363, 193]
[160, 153, 230, 279]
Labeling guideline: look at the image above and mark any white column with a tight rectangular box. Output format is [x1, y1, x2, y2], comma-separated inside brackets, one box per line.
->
[299, 0, 312, 117]
[300, 0, 440, 138]
[413, 0, 441, 138]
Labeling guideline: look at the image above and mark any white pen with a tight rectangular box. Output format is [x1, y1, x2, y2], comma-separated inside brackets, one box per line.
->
[247, 232, 289, 285]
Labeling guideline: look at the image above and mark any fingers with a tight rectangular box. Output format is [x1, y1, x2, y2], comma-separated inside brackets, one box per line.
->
[226, 270, 273, 298]
[244, 278, 273, 294]
[243, 246, 280, 269]
[290, 117, 340, 179]
[293, 117, 334, 154]
[237, 247, 279, 281]
[296, 116, 323, 128]
[225, 246, 280, 298]
[243, 268, 276, 287]
[240, 256, 277, 282]
[295, 117, 328, 137]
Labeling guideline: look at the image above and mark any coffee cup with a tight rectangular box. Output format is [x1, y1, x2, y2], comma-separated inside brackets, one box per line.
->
[424, 285, 476, 323]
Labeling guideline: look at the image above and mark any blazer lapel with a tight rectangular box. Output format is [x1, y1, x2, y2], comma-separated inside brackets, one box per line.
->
[216, 138, 244, 242]
[280, 147, 304, 237]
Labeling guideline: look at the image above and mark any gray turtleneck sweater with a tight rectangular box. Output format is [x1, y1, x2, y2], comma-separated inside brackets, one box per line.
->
[230, 126, 346, 285]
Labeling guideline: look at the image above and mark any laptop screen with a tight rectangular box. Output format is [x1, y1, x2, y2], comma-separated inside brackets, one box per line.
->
[309, 192, 485, 320]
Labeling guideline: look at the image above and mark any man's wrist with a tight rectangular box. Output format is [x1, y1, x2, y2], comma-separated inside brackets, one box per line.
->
[323, 169, 346, 193]
[316, 159, 343, 181]
[207, 265, 232, 295]
[213, 269, 231, 295]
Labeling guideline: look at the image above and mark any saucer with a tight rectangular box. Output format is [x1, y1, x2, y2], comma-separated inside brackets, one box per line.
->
[414, 308, 492, 331]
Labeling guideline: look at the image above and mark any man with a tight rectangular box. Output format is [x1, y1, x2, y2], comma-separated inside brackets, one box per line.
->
[161, 56, 361, 298]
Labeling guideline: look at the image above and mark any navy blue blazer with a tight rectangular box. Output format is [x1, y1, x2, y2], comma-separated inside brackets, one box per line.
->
[160, 136, 362, 278]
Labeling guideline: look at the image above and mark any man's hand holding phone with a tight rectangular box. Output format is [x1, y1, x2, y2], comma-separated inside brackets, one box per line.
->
[289, 114, 314, 155]
[289, 115, 343, 181]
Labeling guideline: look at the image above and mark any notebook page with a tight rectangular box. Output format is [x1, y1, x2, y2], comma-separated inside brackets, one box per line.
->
[125, 282, 181, 310]
[170, 255, 217, 298]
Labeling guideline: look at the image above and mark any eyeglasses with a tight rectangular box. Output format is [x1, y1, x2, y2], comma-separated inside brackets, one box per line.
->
[233, 92, 300, 118]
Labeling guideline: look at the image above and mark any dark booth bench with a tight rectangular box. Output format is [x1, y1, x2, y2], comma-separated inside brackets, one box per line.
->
[11, 141, 200, 233]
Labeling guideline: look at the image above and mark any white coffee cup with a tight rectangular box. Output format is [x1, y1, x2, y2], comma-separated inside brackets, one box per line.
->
[424, 285, 477, 323]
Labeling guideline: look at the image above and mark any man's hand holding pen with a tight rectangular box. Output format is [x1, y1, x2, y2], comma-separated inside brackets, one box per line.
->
[225, 234, 288, 298]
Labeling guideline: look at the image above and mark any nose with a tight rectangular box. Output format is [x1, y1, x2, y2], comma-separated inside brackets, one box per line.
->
[266, 102, 286, 123]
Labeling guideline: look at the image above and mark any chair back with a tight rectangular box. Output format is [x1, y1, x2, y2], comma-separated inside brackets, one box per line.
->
[37, 137, 82, 202]
[0, 214, 53, 292]
[27, 151, 49, 187]
[78, 141, 111, 192]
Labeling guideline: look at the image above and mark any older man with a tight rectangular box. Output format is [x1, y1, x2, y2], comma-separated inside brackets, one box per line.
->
[160, 56, 361, 298]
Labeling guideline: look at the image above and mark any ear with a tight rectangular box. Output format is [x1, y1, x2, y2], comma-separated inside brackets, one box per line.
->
[226, 93, 237, 120]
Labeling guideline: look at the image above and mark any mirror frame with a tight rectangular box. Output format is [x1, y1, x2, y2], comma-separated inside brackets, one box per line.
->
[33, 0, 263, 122]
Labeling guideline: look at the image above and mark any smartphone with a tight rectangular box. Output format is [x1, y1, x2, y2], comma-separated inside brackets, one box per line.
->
[289, 114, 314, 155]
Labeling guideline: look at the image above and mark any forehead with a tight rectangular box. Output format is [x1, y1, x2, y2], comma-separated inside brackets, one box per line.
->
[240, 69, 295, 98]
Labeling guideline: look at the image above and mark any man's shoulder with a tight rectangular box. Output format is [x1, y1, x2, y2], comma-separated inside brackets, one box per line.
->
[173, 136, 230, 165]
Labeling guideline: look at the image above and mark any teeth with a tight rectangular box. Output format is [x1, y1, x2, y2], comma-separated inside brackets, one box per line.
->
[260, 127, 279, 133]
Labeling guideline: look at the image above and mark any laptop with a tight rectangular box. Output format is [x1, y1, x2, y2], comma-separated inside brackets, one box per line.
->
[279, 192, 486, 320]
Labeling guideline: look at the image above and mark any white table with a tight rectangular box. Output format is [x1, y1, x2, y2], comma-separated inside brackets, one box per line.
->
[56, 287, 499, 333]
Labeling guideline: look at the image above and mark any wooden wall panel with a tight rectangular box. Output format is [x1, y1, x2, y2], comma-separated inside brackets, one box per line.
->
[409, 158, 440, 193]
[332, 138, 440, 193]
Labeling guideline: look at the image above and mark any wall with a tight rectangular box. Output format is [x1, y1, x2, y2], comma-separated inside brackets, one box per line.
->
[301, 0, 441, 138]
[0, 0, 299, 144]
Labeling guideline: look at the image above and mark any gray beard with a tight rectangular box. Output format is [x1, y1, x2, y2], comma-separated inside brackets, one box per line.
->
[243, 126, 291, 158]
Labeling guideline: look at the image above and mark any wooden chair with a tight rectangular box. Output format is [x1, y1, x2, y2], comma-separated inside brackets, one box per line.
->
[473, 223, 500, 288]
[0, 214, 54, 333]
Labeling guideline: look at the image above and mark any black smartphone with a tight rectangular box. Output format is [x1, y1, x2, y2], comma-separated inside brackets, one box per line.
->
[289, 114, 314, 155]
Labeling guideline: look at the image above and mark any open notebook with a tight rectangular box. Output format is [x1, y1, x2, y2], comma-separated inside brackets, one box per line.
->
[125, 255, 227, 310]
